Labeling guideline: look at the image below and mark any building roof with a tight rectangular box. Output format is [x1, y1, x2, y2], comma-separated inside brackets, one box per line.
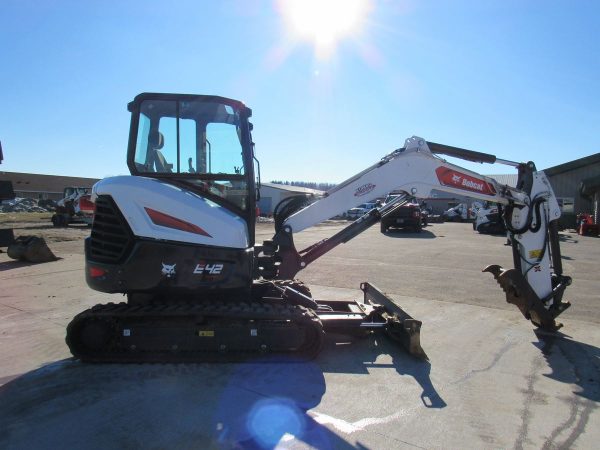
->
[580, 174, 600, 197]
[480, 153, 600, 188]
[0, 173, 328, 197]
[544, 153, 600, 176]
[486, 174, 518, 188]
[0, 171, 100, 194]
[261, 182, 323, 195]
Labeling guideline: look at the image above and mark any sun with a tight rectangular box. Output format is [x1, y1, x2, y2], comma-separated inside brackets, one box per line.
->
[278, 0, 371, 59]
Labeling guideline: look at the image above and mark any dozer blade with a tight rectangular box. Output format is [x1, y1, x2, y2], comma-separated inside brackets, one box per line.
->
[360, 282, 428, 360]
[483, 265, 571, 332]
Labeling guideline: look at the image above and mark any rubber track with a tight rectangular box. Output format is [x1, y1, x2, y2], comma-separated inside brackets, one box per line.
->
[66, 300, 324, 363]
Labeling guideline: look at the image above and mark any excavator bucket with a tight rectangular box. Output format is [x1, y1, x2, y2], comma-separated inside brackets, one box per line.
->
[7, 236, 58, 264]
[484, 264, 571, 332]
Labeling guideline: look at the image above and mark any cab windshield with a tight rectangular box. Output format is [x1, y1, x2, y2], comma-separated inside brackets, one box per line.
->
[132, 99, 249, 210]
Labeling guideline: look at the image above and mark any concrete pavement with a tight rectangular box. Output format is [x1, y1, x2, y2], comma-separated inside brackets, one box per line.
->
[0, 222, 598, 449]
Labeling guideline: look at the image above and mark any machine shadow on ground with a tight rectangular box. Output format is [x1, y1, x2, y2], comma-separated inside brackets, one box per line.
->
[0, 343, 421, 449]
[319, 333, 446, 409]
[0, 259, 60, 271]
[559, 233, 579, 243]
[381, 229, 436, 239]
[12, 224, 56, 230]
[533, 330, 600, 402]
[0, 359, 361, 449]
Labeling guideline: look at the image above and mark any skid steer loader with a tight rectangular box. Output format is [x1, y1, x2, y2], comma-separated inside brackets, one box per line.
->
[66, 93, 572, 363]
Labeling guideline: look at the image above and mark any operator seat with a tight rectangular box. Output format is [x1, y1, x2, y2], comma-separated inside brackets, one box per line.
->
[148, 131, 173, 173]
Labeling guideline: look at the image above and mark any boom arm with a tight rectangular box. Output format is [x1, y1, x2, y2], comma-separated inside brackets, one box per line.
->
[257, 136, 571, 331]
[283, 136, 532, 232]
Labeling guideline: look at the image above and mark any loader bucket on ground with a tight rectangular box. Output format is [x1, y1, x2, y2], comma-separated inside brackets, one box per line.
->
[0, 228, 15, 247]
[360, 282, 428, 360]
[7, 236, 58, 263]
[484, 264, 571, 332]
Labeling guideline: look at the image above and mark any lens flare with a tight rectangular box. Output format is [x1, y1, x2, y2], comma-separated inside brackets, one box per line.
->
[278, 0, 371, 59]
[246, 398, 306, 447]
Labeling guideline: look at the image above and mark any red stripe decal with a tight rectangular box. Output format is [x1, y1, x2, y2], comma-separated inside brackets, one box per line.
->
[435, 167, 496, 195]
[144, 207, 212, 237]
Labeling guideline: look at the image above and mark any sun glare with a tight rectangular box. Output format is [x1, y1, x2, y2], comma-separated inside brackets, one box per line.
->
[279, 0, 370, 58]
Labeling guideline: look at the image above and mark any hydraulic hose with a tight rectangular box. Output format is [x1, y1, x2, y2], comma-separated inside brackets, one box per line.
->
[504, 197, 545, 235]
[274, 195, 314, 232]
[529, 199, 543, 233]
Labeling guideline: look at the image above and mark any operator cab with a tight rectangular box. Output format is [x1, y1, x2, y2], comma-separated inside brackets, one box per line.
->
[126, 93, 257, 231]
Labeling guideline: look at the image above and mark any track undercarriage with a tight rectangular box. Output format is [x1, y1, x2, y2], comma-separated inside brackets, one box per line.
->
[66, 281, 426, 363]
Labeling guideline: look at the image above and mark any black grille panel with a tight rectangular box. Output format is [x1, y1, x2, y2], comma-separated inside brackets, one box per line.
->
[89, 195, 133, 263]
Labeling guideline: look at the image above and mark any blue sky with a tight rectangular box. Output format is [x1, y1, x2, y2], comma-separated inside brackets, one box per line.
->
[1, 0, 598, 183]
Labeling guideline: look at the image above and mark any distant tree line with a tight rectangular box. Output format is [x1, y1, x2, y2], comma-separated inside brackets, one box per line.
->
[269, 180, 337, 192]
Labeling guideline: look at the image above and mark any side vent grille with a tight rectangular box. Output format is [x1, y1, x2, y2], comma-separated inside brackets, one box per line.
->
[89, 195, 133, 263]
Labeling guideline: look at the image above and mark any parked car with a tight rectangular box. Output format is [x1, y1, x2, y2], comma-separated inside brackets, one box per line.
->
[346, 202, 377, 220]
[380, 195, 423, 233]
[421, 205, 444, 223]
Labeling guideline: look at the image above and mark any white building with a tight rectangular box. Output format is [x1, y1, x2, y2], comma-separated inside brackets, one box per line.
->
[257, 182, 323, 216]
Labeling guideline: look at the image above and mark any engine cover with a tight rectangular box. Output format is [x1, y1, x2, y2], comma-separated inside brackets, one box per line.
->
[92, 176, 249, 248]
[85, 175, 253, 297]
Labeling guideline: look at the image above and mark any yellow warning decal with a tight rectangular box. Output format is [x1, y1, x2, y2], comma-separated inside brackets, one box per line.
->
[198, 330, 214, 337]
[529, 249, 543, 259]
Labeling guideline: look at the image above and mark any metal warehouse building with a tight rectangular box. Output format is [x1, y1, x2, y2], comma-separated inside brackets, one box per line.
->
[417, 155, 600, 229]
[0, 172, 323, 213]
[0, 172, 100, 201]
[544, 154, 600, 229]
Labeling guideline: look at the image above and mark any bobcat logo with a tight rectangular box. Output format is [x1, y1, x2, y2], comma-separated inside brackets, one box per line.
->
[452, 174, 461, 183]
[354, 183, 376, 197]
[161, 263, 176, 278]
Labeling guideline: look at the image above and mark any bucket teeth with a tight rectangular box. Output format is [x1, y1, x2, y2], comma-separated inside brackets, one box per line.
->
[484, 264, 520, 298]
[483, 264, 562, 332]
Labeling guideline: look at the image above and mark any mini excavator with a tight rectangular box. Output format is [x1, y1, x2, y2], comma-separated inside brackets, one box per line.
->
[66, 93, 572, 362]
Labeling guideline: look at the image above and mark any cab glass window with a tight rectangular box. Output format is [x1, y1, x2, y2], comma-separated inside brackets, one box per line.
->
[205, 123, 244, 175]
[131, 99, 249, 210]
[134, 113, 151, 167]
